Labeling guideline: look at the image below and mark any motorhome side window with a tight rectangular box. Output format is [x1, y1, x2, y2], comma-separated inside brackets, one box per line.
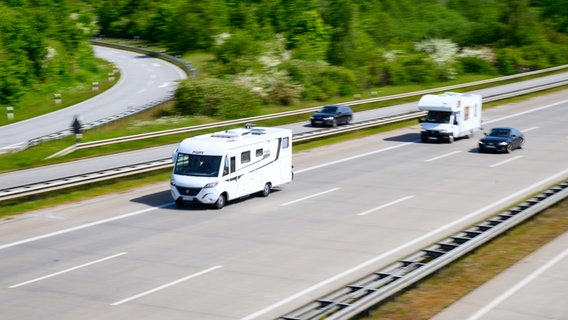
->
[223, 156, 236, 176]
[241, 151, 251, 164]
[174, 153, 221, 177]
[282, 137, 290, 148]
[256, 148, 263, 157]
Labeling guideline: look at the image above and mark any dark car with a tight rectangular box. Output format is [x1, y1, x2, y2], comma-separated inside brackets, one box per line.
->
[310, 104, 353, 127]
[478, 127, 524, 153]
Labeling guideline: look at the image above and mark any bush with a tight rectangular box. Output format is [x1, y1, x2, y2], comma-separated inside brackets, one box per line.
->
[174, 77, 262, 119]
[456, 56, 497, 74]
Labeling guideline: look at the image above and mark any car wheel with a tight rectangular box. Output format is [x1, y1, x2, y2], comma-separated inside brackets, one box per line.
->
[175, 198, 185, 207]
[518, 138, 524, 149]
[332, 119, 338, 127]
[260, 182, 271, 197]
[213, 193, 226, 209]
[506, 143, 513, 153]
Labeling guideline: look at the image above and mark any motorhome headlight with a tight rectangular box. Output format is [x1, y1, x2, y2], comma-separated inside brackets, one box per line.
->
[498, 141, 508, 146]
[170, 178, 176, 186]
[204, 182, 218, 188]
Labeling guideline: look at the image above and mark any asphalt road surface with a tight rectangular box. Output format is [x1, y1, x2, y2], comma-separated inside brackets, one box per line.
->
[0, 90, 567, 319]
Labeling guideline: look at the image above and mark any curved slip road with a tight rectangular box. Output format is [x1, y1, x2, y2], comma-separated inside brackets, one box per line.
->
[0, 45, 187, 152]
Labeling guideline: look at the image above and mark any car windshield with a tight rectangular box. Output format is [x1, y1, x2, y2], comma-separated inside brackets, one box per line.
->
[320, 106, 338, 113]
[425, 111, 451, 124]
[174, 153, 222, 177]
[488, 128, 511, 137]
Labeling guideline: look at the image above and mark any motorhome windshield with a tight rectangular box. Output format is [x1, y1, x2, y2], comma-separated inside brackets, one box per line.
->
[174, 153, 222, 177]
[425, 111, 451, 124]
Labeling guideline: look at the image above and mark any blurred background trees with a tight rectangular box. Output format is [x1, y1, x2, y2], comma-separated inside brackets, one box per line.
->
[2, 0, 567, 119]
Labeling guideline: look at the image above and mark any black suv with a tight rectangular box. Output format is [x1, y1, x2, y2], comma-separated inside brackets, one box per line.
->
[310, 105, 353, 127]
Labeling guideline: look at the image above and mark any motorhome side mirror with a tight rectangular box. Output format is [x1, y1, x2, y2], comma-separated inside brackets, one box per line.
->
[172, 148, 178, 161]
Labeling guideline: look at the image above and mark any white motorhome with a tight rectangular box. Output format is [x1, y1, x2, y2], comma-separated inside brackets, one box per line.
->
[418, 92, 482, 143]
[170, 125, 293, 209]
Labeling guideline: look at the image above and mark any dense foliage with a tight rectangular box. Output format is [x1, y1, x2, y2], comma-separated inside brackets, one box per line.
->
[2, 0, 568, 119]
[0, 0, 98, 106]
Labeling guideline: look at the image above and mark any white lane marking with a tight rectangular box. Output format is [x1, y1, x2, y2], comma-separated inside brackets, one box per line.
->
[490, 155, 524, 168]
[111, 265, 222, 306]
[467, 247, 568, 320]
[0, 203, 173, 251]
[424, 151, 462, 162]
[295, 142, 415, 174]
[241, 168, 568, 320]
[357, 195, 414, 216]
[281, 187, 341, 206]
[9, 252, 127, 288]
[484, 100, 567, 124]
[522, 126, 539, 132]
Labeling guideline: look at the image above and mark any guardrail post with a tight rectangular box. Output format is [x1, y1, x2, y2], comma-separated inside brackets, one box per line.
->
[7, 106, 14, 120]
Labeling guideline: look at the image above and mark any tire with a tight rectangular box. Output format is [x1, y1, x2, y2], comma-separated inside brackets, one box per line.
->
[332, 119, 338, 127]
[175, 198, 185, 207]
[213, 193, 226, 209]
[260, 183, 271, 197]
[506, 143, 513, 153]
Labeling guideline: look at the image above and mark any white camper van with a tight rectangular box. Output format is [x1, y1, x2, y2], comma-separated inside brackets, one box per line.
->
[170, 125, 293, 209]
[418, 92, 482, 143]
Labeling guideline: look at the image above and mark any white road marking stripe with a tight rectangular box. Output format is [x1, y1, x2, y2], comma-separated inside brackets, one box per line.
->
[484, 100, 567, 124]
[295, 142, 414, 174]
[241, 168, 568, 320]
[424, 151, 462, 162]
[490, 155, 524, 168]
[111, 265, 222, 306]
[0, 203, 172, 251]
[357, 196, 414, 216]
[522, 126, 539, 132]
[9, 252, 127, 288]
[467, 247, 568, 320]
[281, 187, 341, 206]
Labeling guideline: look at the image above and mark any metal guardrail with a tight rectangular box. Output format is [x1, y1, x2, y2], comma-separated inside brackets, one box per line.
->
[0, 159, 173, 202]
[3, 80, 568, 203]
[47, 74, 568, 159]
[0, 40, 196, 155]
[279, 179, 568, 320]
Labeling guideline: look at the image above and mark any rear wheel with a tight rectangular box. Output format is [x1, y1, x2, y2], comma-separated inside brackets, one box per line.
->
[506, 143, 513, 153]
[260, 183, 271, 197]
[213, 194, 226, 209]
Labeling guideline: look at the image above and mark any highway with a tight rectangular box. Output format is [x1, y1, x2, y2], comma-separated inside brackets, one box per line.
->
[0, 90, 567, 319]
[0, 45, 187, 153]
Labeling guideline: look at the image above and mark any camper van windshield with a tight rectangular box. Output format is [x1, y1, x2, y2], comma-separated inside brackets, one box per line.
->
[174, 153, 222, 177]
[425, 111, 451, 124]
